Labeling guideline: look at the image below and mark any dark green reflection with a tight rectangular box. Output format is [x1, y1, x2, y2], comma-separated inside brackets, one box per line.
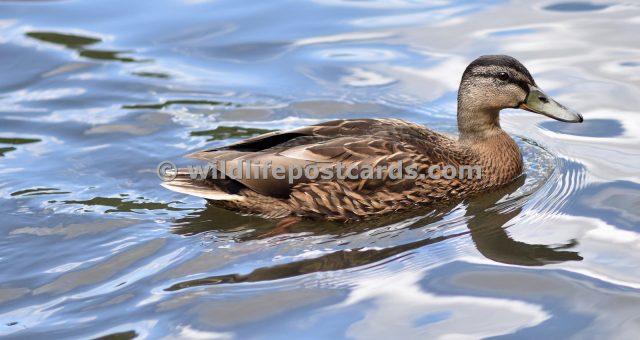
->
[79, 49, 140, 63]
[167, 176, 582, 291]
[0, 137, 42, 145]
[0, 147, 16, 157]
[62, 196, 187, 213]
[191, 126, 273, 141]
[26, 31, 142, 63]
[26, 32, 101, 48]
[123, 100, 234, 110]
[131, 71, 170, 79]
[0, 137, 41, 157]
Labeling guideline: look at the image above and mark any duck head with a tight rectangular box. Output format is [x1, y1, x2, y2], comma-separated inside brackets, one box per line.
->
[457, 55, 582, 142]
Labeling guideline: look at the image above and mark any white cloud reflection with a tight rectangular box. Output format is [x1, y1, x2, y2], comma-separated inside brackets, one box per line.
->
[334, 268, 549, 339]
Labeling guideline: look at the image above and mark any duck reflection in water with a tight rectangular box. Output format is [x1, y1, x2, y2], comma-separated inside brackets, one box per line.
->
[168, 176, 581, 291]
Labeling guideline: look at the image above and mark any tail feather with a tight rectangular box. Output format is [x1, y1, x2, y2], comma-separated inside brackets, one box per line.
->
[161, 171, 245, 201]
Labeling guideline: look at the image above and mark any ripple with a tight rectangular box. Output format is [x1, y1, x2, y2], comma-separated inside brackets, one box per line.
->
[340, 67, 396, 87]
[312, 47, 401, 62]
[543, 2, 611, 12]
[540, 118, 624, 138]
[59, 196, 188, 214]
[487, 27, 540, 37]
[190, 126, 273, 142]
[294, 31, 394, 47]
[10, 187, 69, 196]
[620, 61, 640, 67]
[9, 219, 139, 239]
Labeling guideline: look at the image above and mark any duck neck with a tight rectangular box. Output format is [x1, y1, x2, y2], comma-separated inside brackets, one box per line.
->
[456, 98, 502, 144]
[456, 99, 523, 185]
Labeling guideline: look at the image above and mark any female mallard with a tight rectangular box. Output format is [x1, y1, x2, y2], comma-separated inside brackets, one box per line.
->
[162, 55, 582, 222]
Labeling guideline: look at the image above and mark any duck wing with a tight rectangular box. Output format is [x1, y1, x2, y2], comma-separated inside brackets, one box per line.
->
[177, 118, 462, 199]
[200, 118, 439, 152]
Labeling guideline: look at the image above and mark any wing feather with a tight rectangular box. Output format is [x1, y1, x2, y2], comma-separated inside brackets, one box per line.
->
[177, 118, 463, 199]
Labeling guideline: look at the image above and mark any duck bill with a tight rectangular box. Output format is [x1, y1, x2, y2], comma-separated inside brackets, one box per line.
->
[519, 85, 583, 123]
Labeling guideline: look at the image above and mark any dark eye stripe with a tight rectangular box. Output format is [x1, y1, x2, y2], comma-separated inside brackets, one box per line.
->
[466, 57, 536, 83]
[472, 72, 531, 93]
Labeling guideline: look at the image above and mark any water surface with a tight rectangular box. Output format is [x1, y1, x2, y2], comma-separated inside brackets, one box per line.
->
[1, 0, 640, 338]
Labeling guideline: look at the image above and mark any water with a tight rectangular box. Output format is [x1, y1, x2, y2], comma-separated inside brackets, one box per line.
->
[1, 0, 639, 338]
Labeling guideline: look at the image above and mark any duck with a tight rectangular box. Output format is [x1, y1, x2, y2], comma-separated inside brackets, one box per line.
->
[162, 55, 583, 222]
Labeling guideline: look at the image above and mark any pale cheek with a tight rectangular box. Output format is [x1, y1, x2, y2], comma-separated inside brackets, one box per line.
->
[503, 93, 520, 107]
[485, 89, 519, 109]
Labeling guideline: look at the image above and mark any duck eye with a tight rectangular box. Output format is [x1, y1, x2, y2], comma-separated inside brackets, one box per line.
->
[497, 72, 510, 81]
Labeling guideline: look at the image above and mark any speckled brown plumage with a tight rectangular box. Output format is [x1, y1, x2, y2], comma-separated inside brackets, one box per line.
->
[164, 118, 521, 222]
[162, 55, 583, 222]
